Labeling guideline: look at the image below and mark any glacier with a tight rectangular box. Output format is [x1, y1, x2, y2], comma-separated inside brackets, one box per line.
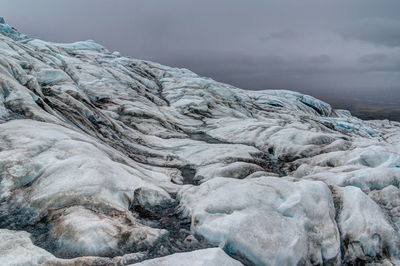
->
[0, 16, 400, 265]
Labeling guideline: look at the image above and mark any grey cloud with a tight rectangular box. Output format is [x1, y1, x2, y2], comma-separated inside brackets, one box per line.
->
[359, 53, 387, 64]
[358, 55, 400, 73]
[337, 18, 400, 47]
[154, 49, 399, 92]
[309, 55, 331, 64]
[1, 0, 400, 95]
[260, 29, 297, 42]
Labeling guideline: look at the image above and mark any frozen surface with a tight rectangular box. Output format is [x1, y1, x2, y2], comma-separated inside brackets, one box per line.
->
[132, 248, 243, 266]
[179, 177, 340, 265]
[0, 229, 55, 266]
[335, 186, 400, 263]
[0, 19, 400, 265]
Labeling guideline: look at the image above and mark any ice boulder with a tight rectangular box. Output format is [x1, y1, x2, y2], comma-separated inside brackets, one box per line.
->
[334, 186, 400, 264]
[179, 177, 341, 265]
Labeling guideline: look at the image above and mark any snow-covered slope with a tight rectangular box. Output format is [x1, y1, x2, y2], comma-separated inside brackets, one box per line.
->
[1, 17, 400, 265]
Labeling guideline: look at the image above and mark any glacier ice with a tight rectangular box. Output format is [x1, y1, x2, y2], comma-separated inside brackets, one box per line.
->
[0, 229, 55, 266]
[178, 177, 341, 265]
[131, 248, 243, 266]
[0, 19, 400, 265]
[335, 186, 400, 263]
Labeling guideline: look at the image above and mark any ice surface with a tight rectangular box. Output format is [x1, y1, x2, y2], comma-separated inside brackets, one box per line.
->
[132, 248, 243, 266]
[0, 20, 400, 265]
[179, 177, 341, 265]
[335, 186, 400, 263]
[0, 229, 55, 266]
[36, 69, 70, 85]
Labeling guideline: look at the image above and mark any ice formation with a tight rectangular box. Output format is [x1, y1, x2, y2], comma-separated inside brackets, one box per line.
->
[0, 17, 400, 265]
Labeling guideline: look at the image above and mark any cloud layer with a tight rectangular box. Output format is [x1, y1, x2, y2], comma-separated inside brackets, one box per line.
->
[2, 0, 400, 94]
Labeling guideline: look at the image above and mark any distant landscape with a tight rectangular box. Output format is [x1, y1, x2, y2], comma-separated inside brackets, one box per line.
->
[288, 88, 400, 122]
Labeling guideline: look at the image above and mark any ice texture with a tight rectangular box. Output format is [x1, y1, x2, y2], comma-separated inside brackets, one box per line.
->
[0, 19, 400, 265]
[178, 177, 341, 265]
[0, 229, 55, 266]
[132, 248, 243, 266]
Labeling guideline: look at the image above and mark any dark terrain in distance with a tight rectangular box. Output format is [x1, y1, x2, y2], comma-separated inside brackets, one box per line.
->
[274, 88, 400, 122]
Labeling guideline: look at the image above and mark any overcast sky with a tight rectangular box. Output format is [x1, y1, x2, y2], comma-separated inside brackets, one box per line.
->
[2, 0, 400, 95]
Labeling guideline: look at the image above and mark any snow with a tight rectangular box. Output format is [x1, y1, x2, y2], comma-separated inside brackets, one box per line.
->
[0, 19, 400, 265]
